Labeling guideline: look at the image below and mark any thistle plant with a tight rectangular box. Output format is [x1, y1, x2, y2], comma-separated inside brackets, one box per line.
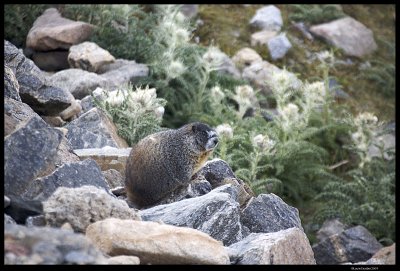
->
[94, 84, 167, 146]
[350, 112, 380, 168]
[215, 123, 234, 161]
[314, 112, 395, 244]
[151, 5, 192, 83]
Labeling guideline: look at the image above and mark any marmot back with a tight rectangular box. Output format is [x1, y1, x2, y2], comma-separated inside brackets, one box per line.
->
[125, 122, 218, 209]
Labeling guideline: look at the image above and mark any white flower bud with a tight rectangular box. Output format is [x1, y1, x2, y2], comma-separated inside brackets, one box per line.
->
[210, 86, 225, 103]
[252, 134, 275, 151]
[216, 123, 233, 139]
[106, 90, 125, 106]
[203, 46, 225, 70]
[175, 28, 190, 44]
[154, 106, 165, 119]
[167, 60, 186, 79]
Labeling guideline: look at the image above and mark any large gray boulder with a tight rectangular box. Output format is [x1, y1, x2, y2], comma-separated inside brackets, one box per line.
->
[196, 158, 236, 188]
[43, 185, 140, 233]
[310, 17, 377, 58]
[232, 47, 263, 71]
[49, 68, 107, 99]
[4, 115, 63, 198]
[65, 108, 128, 149]
[21, 159, 110, 201]
[195, 158, 253, 208]
[140, 184, 243, 246]
[267, 33, 292, 60]
[4, 223, 107, 264]
[26, 8, 94, 51]
[228, 227, 316, 264]
[68, 42, 115, 73]
[241, 193, 304, 233]
[250, 5, 283, 31]
[4, 40, 74, 115]
[99, 59, 149, 90]
[312, 225, 383, 264]
[316, 218, 347, 242]
[31, 50, 70, 71]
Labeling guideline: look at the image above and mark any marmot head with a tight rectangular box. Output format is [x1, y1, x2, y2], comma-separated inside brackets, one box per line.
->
[184, 122, 219, 152]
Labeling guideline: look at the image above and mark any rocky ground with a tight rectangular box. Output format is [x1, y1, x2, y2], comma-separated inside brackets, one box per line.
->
[4, 6, 395, 265]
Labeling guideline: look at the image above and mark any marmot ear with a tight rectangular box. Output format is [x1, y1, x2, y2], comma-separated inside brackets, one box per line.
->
[191, 123, 197, 133]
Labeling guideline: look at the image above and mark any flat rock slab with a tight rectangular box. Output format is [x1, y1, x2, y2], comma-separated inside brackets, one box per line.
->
[310, 16, 377, 58]
[26, 8, 94, 51]
[229, 227, 316, 264]
[86, 218, 230, 264]
[73, 147, 132, 181]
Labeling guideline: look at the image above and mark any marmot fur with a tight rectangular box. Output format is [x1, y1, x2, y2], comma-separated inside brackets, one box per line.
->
[125, 122, 218, 208]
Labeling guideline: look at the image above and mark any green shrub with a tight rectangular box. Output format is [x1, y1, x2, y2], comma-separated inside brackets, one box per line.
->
[315, 152, 395, 245]
[211, 70, 351, 208]
[4, 4, 49, 47]
[288, 4, 345, 25]
[93, 84, 167, 146]
[314, 110, 395, 245]
[360, 39, 395, 98]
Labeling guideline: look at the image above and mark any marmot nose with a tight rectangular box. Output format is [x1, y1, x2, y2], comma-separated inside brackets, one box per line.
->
[212, 137, 219, 145]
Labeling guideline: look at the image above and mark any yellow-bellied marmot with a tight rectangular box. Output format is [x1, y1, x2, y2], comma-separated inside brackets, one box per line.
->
[125, 122, 219, 209]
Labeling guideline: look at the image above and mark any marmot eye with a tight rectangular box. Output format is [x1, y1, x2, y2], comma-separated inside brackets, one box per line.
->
[207, 130, 217, 139]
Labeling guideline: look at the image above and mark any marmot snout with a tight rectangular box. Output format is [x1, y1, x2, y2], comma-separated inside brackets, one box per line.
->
[125, 122, 218, 208]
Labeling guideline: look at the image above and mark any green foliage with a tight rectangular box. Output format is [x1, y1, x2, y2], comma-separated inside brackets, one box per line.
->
[314, 154, 395, 244]
[360, 39, 395, 98]
[314, 108, 395, 244]
[93, 84, 167, 146]
[4, 4, 49, 47]
[211, 71, 352, 208]
[288, 4, 346, 24]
